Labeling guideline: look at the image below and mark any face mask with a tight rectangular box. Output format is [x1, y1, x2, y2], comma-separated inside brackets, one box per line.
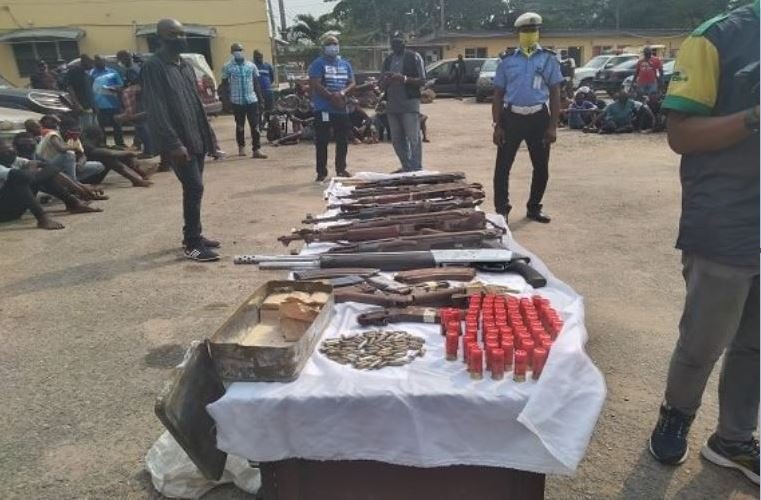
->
[165, 37, 188, 53]
[233, 51, 244, 62]
[324, 44, 340, 57]
[519, 31, 539, 52]
[0, 152, 16, 165]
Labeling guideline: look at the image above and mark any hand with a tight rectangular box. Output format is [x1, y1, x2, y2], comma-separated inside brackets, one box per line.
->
[27, 160, 42, 173]
[493, 126, 505, 147]
[329, 92, 345, 108]
[543, 126, 557, 145]
[169, 146, 190, 166]
[392, 73, 406, 84]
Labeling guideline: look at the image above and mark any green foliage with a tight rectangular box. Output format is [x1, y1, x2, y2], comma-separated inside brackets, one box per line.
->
[314, 0, 755, 40]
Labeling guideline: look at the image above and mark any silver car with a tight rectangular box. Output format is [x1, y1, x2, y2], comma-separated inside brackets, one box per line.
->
[475, 58, 500, 102]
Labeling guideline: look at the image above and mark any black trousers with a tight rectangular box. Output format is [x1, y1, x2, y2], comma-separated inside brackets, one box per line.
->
[96, 108, 125, 147]
[0, 170, 45, 222]
[314, 112, 350, 177]
[493, 106, 551, 214]
[172, 154, 205, 246]
[233, 103, 261, 151]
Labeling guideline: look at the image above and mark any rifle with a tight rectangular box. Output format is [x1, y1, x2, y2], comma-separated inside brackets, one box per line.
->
[357, 306, 448, 327]
[346, 172, 466, 189]
[393, 267, 477, 284]
[325, 228, 505, 253]
[234, 249, 547, 288]
[335, 282, 466, 308]
[332, 184, 484, 207]
[343, 181, 479, 199]
[303, 198, 483, 224]
[279, 210, 487, 246]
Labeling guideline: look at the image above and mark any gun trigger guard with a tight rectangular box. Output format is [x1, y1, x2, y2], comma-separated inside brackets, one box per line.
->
[473, 262, 508, 272]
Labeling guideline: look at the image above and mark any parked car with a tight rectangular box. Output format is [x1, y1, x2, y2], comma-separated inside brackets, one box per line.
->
[475, 58, 500, 102]
[0, 107, 44, 140]
[0, 73, 73, 114]
[425, 58, 489, 97]
[622, 59, 676, 94]
[573, 53, 638, 89]
[67, 53, 222, 115]
[593, 59, 639, 96]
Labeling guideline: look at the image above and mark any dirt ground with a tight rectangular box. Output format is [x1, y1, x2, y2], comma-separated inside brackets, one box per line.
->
[0, 98, 757, 500]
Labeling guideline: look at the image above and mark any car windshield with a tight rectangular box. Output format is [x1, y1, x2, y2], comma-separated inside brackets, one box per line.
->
[481, 59, 499, 72]
[0, 74, 15, 88]
[611, 59, 638, 71]
[583, 56, 609, 69]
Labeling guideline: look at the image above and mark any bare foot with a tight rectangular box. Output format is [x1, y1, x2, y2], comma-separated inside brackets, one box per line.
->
[68, 204, 103, 214]
[37, 216, 65, 230]
[132, 179, 153, 187]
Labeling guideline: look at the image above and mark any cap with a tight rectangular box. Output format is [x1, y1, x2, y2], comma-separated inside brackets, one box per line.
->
[515, 12, 542, 28]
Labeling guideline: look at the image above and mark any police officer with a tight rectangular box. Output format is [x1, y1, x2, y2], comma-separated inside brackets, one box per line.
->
[492, 12, 563, 223]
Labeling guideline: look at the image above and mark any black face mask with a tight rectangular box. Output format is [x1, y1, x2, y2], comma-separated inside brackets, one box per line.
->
[164, 37, 188, 53]
[0, 153, 17, 166]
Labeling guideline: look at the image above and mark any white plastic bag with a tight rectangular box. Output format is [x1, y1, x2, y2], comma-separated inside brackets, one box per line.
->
[145, 431, 260, 499]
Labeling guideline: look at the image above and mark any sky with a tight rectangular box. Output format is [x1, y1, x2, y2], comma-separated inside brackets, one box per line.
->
[272, 0, 334, 29]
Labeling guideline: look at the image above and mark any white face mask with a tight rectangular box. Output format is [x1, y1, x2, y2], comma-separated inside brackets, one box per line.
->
[324, 44, 340, 57]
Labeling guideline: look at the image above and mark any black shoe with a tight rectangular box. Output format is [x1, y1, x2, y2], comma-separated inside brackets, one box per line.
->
[701, 434, 760, 484]
[201, 236, 221, 248]
[649, 404, 695, 465]
[336, 169, 351, 178]
[496, 207, 512, 221]
[183, 244, 220, 262]
[391, 168, 407, 174]
[526, 210, 551, 223]
[183, 237, 221, 248]
[315, 174, 327, 182]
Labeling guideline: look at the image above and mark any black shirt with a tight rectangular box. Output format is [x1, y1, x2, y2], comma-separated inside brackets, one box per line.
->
[65, 66, 94, 110]
[141, 50, 214, 155]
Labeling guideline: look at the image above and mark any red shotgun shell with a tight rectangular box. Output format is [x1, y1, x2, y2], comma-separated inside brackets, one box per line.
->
[445, 332, 459, 361]
[532, 347, 548, 380]
[469, 346, 484, 379]
[514, 349, 527, 382]
[490, 347, 505, 380]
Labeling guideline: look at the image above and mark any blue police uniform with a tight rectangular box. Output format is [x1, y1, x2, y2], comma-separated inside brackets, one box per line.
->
[492, 46, 563, 219]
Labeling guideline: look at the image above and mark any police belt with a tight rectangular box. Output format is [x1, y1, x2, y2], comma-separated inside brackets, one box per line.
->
[504, 103, 544, 115]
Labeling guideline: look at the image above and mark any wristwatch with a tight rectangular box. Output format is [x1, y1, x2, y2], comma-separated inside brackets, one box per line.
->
[744, 106, 759, 132]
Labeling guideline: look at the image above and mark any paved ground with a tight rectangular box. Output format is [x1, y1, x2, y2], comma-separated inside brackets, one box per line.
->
[0, 99, 756, 499]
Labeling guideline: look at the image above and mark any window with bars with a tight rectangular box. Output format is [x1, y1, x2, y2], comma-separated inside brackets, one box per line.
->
[12, 41, 80, 77]
[464, 47, 488, 58]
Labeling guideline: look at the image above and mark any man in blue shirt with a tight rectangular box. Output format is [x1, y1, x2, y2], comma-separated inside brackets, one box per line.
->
[567, 91, 598, 130]
[491, 12, 563, 224]
[222, 43, 267, 159]
[308, 35, 355, 182]
[90, 55, 126, 147]
[253, 50, 275, 115]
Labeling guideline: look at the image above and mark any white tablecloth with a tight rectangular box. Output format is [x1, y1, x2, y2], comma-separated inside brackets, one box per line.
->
[207, 172, 606, 475]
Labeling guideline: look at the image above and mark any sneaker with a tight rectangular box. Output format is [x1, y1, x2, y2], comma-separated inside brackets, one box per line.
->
[701, 434, 760, 484]
[315, 174, 327, 183]
[252, 150, 268, 159]
[649, 404, 695, 465]
[335, 169, 351, 178]
[201, 236, 221, 248]
[183, 245, 220, 262]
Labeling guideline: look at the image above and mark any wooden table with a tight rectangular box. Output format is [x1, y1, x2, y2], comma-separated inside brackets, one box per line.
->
[258, 459, 545, 500]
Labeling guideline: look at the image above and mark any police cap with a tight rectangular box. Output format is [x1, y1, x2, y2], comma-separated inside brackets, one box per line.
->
[514, 12, 543, 28]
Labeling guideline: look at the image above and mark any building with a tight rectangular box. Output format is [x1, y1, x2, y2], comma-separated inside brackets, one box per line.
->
[0, 0, 272, 87]
[410, 29, 689, 65]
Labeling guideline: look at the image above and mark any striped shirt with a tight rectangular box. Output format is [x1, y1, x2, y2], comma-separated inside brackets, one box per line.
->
[222, 59, 259, 105]
[308, 56, 354, 114]
[141, 50, 214, 155]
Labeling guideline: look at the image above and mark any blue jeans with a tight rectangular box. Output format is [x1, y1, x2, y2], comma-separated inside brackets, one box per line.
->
[387, 112, 423, 171]
[637, 82, 658, 96]
[47, 151, 77, 180]
[77, 161, 106, 183]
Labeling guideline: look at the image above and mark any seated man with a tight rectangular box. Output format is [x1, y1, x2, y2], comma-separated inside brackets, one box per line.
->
[347, 99, 373, 144]
[638, 91, 666, 132]
[373, 100, 391, 142]
[0, 138, 100, 229]
[35, 116, 109, 200]
[567, 91, 598, 130]
[79, 124, 152, 187]
[24, 119, 43, 142]
[600, 90, 637, 134]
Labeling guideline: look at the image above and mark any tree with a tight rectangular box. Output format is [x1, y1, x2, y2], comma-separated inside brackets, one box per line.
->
[287, 13, 342, 45]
